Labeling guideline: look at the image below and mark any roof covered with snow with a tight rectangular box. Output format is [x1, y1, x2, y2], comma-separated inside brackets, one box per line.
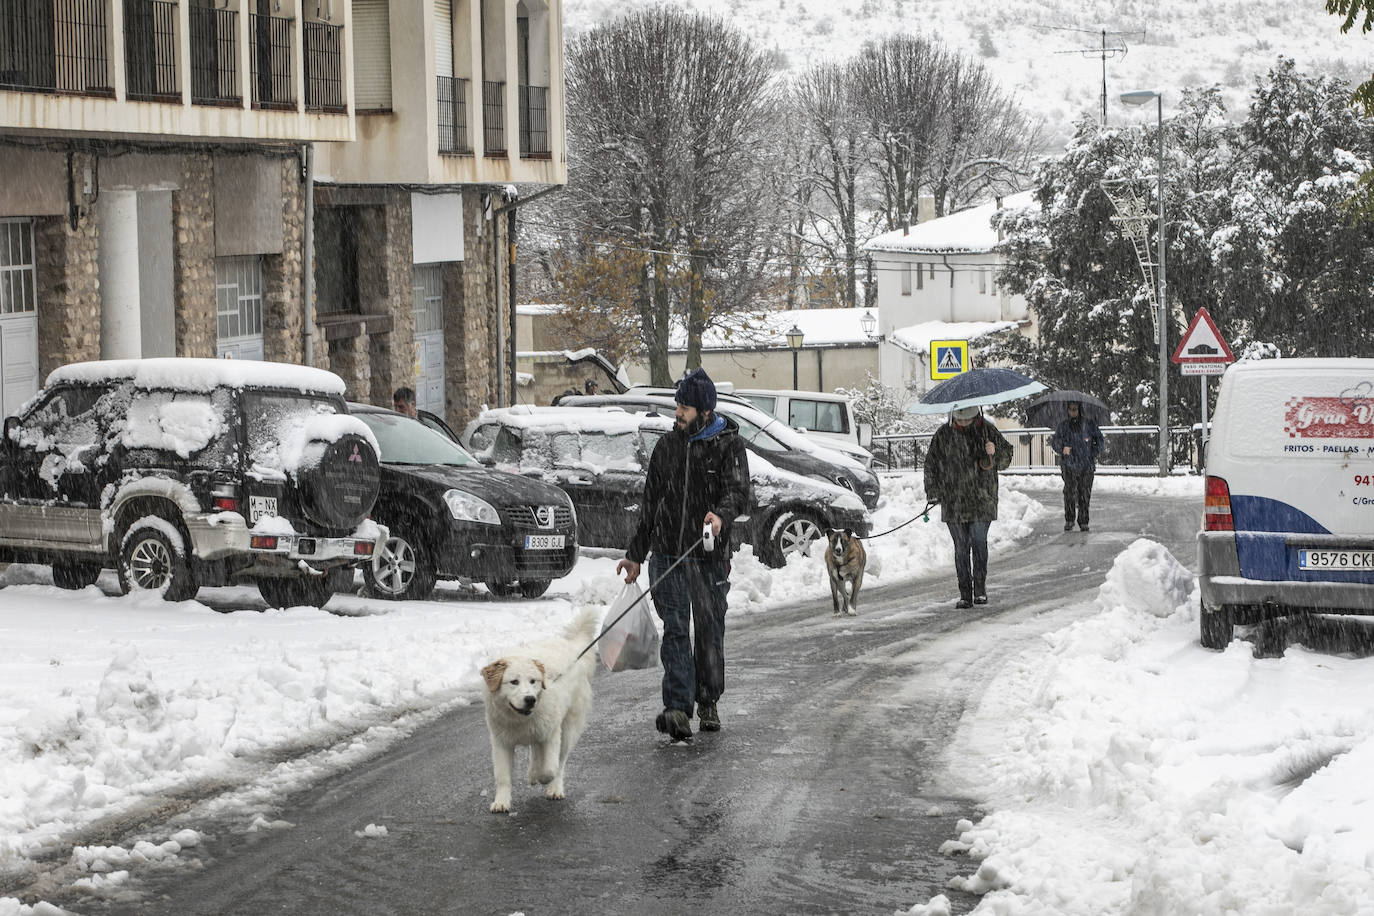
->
[47, 358, 347, 395]
[889, 320, 1023, 355]
[673, 307, 876, 350]
[863, 191, 1038, 255]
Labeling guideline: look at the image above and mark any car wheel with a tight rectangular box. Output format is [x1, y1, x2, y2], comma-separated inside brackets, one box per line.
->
[762, 510, 824, 568]
[52, 558, 101, 590]
[258, 576, 333, 609]
[1200, 604, 1234, 649]
[118, 517, 199, 601]
[518, 579, 552, 599]
[486, 578, 520, 598]
[364, 527, 436, 601]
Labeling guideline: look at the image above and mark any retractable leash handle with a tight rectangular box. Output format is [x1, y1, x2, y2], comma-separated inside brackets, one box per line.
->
[701, 522, 715, 553]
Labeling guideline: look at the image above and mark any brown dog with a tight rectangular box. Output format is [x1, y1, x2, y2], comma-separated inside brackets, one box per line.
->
[824, 528, 867, 617]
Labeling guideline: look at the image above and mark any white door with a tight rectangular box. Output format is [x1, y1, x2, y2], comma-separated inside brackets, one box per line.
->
[215, 256, 265, 360]
[413, 264, 445, 415]
[0, 219, 39, 417]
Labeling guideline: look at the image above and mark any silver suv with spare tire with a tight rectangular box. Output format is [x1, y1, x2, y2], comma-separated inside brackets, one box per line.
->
[0, 358, 383, 608]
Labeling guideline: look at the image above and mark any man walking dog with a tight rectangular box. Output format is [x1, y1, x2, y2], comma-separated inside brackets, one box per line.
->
[617, 368, 751, 741]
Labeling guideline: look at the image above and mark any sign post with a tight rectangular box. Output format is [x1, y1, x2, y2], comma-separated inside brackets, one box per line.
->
[1170, 307, 1234, 464]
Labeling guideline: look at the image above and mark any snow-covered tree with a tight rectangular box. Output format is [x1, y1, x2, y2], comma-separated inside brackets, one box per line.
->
[986, 59, 1374, 428]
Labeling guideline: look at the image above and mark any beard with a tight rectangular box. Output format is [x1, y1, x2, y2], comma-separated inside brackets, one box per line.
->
[676, 412, 710, 437]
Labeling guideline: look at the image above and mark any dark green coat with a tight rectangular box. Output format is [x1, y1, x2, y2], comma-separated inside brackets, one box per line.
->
[922, 418, 1013, 523]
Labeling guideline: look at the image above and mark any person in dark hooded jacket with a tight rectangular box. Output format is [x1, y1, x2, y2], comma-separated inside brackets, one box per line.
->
[1050, 401, 1104, 532]
[922, 405, 1013, 608]
[616, 368, 751, 741]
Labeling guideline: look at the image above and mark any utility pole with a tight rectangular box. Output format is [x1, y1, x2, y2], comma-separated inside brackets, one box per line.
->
[1041, 24, 1143, 125]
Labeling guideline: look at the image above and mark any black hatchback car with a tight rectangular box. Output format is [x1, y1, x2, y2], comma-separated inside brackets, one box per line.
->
[348, 405, 578, 600]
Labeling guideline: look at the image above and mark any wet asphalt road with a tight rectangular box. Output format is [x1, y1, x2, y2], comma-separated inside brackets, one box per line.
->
[44, 489, 1202, 916]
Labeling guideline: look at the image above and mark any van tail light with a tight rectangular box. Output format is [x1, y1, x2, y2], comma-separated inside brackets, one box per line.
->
[1204, 475, 1234, 531]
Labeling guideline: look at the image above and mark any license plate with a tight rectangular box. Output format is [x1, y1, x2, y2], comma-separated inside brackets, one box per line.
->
[524, 534, 565, 550]
[249, 495, 278, 523]
[1298, 549, 1374, 570]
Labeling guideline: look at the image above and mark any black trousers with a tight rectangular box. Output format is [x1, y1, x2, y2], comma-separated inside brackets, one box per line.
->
[1061, 467, 1095, 526]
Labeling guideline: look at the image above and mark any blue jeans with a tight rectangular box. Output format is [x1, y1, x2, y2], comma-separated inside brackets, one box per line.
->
[648, 553, 730, 714]
[946, 521, 991, 597]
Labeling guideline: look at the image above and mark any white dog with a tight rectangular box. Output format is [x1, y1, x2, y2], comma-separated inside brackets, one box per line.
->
[480, 607, 600, 814]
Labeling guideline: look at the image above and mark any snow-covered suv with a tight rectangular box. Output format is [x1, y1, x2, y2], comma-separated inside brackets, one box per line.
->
[0, 358, 383, 608]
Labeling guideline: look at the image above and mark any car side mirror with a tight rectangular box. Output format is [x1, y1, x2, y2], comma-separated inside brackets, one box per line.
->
[858, 422, 873, 448]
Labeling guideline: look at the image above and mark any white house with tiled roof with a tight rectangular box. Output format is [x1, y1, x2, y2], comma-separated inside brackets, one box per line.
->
[862, 191, 1038, 400]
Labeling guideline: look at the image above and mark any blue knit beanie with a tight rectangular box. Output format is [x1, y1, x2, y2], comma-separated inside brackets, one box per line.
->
[675, 368, 717, 411]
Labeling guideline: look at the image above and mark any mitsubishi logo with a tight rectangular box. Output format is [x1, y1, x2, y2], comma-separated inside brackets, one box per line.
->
[535, 506, 556, 528]
[348, 444, 362, 463]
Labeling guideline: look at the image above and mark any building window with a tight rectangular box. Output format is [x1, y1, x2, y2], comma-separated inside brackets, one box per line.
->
[0, 220, 37, 315]
[413, 264, 443, 332]
[215, 256, 264, 342]
[900, 262, 911, 296]
[916, 263, 924, 290]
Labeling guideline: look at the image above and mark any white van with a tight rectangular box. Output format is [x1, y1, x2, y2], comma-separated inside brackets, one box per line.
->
[1198, 358, 1374, 649]
[732, 388, 873, 464]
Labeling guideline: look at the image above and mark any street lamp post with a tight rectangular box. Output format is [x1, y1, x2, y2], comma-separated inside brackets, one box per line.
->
[786, 324, 804, 390]
[1121, 89, 1169, 476]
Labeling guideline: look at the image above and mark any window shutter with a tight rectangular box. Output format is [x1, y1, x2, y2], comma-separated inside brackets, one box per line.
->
[353, 0, 392, 110]
[434, 0, 453, 78]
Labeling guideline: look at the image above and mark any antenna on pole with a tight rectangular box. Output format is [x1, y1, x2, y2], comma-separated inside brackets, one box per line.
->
[1038, 24, 1145, 125]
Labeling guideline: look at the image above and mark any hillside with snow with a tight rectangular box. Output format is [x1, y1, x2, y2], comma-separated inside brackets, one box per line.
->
[565, 0, 1373, 140]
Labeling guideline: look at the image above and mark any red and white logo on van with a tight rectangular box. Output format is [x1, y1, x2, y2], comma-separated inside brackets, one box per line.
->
[1284, 390, 1374, 438]
[349, 444, 363, 462]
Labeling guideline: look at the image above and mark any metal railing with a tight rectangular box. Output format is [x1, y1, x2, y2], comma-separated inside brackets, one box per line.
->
[249, 12, 293, 110]
[483, 80, 505, 154]
[124, 0, 178, 101]
[189, 5, 237, 105]
[437, 75, 471, 154]
[303, 20, 343, 111]
[519, 84, 549, 158]
[870, 426, 1204, 475]
[0, 0, 111, 95]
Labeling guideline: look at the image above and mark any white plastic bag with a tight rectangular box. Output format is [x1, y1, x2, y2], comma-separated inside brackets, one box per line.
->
[598, 581, 661, 672]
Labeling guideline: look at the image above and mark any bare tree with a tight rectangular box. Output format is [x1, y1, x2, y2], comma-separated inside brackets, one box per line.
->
[852, 34, 952, 231]
[793, 62, 871, 308]
[559, 8, 780, 384]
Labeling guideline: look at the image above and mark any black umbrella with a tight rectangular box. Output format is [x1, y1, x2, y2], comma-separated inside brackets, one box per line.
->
[1025, 390, 1111, 428]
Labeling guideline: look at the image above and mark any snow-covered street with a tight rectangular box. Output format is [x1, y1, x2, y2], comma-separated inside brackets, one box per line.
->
[5, 475, 1374, 915]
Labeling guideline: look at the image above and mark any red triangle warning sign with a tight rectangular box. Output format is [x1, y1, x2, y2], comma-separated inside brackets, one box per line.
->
[1171, 307, 1235, 363]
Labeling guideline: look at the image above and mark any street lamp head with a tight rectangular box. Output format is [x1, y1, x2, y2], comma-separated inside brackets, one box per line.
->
[786, 325, 804, 350]
[859, 311, 876, 337]
[1120, 89, 1162, 106]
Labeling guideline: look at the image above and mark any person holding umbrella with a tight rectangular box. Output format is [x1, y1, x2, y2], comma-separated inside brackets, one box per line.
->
[1050, 401, 1104, 532]
[922, 405, 1013, 608]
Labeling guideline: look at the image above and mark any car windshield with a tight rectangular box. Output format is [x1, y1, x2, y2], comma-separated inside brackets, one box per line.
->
[355, 411, 476, 466]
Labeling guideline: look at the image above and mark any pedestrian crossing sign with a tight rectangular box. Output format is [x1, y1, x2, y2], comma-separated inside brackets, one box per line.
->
[930, 340, 970, 380]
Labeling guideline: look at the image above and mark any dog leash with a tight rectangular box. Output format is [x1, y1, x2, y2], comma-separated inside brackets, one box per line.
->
[570, 532, 709, 665]
[855, 500, 938, 541]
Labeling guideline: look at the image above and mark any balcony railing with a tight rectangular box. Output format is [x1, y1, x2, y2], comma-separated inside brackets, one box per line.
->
[124, 0, 178, 102]
[250, 12, 293, 110]
[519, 84, 550, 158]
[303, 20, 343, 112]
[189, 5, 237, 105]
[437, 75, 470, 154]
[483, 80, 505, 155]
[0, 0, 111, 96]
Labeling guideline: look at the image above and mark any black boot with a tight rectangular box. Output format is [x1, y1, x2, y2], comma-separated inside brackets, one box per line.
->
[973, 580, 987, 605]
[698, 702, 721, 732]
[655, 708, 692, 741]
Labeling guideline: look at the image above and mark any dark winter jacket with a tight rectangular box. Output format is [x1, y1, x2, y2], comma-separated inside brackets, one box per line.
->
[1050, 416, 1104, 474]
[922, 418, 1014, 524]
[626, 413, 752, 562]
